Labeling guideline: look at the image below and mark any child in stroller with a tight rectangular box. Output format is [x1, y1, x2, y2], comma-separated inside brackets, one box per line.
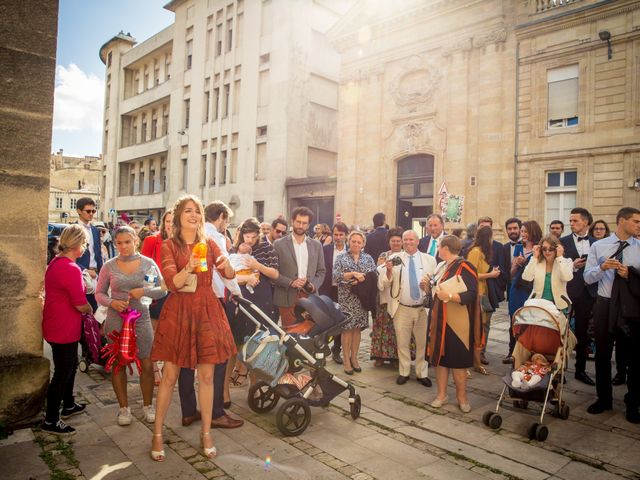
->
[235, 294, 361, 436]
[483, 298, 576, 442]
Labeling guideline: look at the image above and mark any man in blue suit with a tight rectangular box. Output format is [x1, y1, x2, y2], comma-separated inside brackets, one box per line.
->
[319, 222, 349, 364]
[75, 197, 103, 311]
[560, 207, 597, 386]
[364, 212, 388, 262]
[418, 213, 445, 262]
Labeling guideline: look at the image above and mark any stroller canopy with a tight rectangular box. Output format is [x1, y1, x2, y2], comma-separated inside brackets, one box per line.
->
[294, 295, 345, 336]
[513, 299, 567, 333]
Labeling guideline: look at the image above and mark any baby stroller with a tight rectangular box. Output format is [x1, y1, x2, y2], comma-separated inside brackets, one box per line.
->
[234, 295, 361, 436]
[483, 297, 577, 441]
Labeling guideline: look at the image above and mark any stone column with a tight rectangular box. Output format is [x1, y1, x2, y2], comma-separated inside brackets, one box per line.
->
[0, 0, 59, 428]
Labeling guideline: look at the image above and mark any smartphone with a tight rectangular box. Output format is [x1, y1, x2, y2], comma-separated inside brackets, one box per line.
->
[580, 254, 588, 260]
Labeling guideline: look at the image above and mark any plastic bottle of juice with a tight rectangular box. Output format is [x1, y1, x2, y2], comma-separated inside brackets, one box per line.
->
[193, 242, 208, 272]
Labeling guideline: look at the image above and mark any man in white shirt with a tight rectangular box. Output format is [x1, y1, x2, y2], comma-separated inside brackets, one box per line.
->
[319, 222, 349, 363]
[379, 230, 437, 386]
[75, 197, 102, 311]
[273, 207, 325, 326]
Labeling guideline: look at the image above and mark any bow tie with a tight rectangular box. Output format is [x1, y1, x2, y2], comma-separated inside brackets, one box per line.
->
[575, 235, 588, 242]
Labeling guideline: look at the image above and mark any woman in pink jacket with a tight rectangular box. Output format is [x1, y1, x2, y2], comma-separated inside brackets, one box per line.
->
[42, 224, 93, 435]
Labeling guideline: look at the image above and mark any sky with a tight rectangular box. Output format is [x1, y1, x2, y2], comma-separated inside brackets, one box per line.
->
[52, 0, 174, 157]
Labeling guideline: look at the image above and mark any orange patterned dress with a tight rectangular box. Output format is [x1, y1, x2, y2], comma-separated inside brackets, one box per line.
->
[151, 238, 237, 368]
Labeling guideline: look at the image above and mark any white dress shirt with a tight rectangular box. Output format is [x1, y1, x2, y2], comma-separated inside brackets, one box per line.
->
[205, 222, 240, 297]
[79, 220, 97, 268]
[293, 236, 309, 279]
[572, 232, 590, 257]
[398, 252, 425, 306]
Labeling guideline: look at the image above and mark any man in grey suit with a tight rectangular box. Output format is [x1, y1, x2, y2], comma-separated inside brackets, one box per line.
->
[273, 206, 326, 326]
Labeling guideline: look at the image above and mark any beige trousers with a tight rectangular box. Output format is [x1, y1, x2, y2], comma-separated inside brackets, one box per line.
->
[393, 305, 428, 378]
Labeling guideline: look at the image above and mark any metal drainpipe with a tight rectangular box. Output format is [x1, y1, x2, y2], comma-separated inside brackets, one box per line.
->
[513, 41, 520, 218]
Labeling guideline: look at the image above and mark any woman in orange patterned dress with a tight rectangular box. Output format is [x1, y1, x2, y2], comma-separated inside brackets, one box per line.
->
[150, 195, 237, 461]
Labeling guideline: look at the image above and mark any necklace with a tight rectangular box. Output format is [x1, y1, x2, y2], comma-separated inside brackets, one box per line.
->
[118, 253, 141, 262]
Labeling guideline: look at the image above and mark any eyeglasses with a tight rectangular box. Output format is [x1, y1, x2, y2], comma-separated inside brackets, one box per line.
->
[542, 247, 556, 253]
[83, 209, 96, 214]
[593, 227, 606, 231]
[274, 229, 287, 235]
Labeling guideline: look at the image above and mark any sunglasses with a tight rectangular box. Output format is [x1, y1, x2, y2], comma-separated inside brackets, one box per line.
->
[83, 209, 96, 214]
[274, 229, 287, 235]
[542, 247, 556, 253]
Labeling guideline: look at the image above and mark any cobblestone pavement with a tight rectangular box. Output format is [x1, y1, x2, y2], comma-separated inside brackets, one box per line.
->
[2, 306, 639, 479]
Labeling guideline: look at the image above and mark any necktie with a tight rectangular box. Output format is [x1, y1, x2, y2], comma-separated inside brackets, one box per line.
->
[428, 238, 437, 257]
[614, 240, 629, 262]
[409, 255, 421, 301]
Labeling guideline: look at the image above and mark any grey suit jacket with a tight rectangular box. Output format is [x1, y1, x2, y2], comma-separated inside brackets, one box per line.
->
[273, 234, 326, 307]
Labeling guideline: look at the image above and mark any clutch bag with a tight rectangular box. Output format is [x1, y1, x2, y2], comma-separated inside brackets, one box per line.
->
[437, 274, 467, 295]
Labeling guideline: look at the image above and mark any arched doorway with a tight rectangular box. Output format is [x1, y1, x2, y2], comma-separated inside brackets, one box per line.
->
[396, 154, 434, 235]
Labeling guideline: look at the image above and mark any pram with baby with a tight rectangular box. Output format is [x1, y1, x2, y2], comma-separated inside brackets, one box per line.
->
[233, 294, 361, 436]
[483, 297, 577, 441]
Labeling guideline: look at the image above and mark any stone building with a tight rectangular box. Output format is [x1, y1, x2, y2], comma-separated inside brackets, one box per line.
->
[100, 0, 351, 227]
[0, 0, 57, 426]
[48, 150, 102, 223]
[329, 0, 640, 235]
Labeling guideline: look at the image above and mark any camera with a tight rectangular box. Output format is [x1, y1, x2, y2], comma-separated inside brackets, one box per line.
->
[390, 256, 404, 267]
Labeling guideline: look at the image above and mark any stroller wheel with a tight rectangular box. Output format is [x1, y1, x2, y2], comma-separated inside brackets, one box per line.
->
[488, 413, 502, 430]
[78, 360, 88, 373]
[276, 398, 311, 437]
[528, 423, 549, 441]
[349, 394, 361, 420]
[482, 411, 493, 426]
[248, 382, 280, 413]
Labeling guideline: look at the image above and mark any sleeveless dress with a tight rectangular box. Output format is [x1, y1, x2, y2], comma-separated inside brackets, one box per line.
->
[151, 238, 237, 368]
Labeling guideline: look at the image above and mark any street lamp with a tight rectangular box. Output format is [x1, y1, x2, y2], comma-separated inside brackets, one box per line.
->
[598, 30, 612, 60]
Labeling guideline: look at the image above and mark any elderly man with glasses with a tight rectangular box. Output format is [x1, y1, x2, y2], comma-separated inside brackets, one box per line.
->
[74, 197, 103, 311]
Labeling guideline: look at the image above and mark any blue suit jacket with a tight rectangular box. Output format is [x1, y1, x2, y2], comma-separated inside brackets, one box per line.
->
[76, 224, 103, 272]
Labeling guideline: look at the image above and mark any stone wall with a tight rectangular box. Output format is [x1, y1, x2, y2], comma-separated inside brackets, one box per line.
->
[0, 0, 58, 427]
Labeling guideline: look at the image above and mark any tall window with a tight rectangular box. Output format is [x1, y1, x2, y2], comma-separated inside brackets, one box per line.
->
[141, 114, 147, 142]
[181, 158, 188, 190]
[545, 170, 577, 228]
[230, 148, 238, 183]
[253, 201, 264, 222]
[226, 19, 233, 52]
[55, 197, 63, 209]
[151, 112, 158, 139]
[223, 84, 230, 118]
[220, 150, 227, 185]
[547, 65, 578, 129]
[149, 167, 156, 193]
[204, 90, 210, 123]
[184, 99, 190, 129]
[210, 152, 217, 185]
[213, 88, 220, 119]
[200, 154, 207, 187]
[70, 198, 77, 209]
[215, 23, 223, 56]
[186, 39, 193, 70]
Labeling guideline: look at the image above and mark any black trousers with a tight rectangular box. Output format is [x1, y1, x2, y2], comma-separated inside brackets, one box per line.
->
[327, 286, 341, 354]
[614, 333, 628, 376]
[573, 290, 595, 373]
[45, 341, 79, 423]
[624, 321, 640, 410]
[178, 361, 227, 420]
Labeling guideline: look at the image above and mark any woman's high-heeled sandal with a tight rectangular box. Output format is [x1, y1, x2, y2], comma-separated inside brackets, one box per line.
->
[150, 433, 165, 462]
[201, 431, 217, 459]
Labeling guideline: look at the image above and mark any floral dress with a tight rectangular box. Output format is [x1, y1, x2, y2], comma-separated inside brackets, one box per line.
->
[370, 251, 399, 360]
[333, 251, 376, 330]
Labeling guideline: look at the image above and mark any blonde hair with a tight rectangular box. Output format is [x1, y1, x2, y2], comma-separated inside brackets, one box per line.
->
[348, 230, 366, 245]
[538, 234, 560, 263]
[58, 224, 88, 253]
[172, 194, 206, 249]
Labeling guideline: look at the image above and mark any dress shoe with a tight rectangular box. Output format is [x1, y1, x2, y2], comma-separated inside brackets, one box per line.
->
[396, 375, 409, 385]
[332, 351, 343, 365]
[575, 371, 595, 386]
[182, 411, 201, 427]
[612, 373, 626, 386]
[480, 354, 489, 365]
[353, 366, 362, 373]
[502, 355, 514, 365]
[417, 377, 432, 387]
[587, 399, 612, 414]
[211, 414, 244, 429]
[626, 408, 640, 424]
[344, 368, 354, 376]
